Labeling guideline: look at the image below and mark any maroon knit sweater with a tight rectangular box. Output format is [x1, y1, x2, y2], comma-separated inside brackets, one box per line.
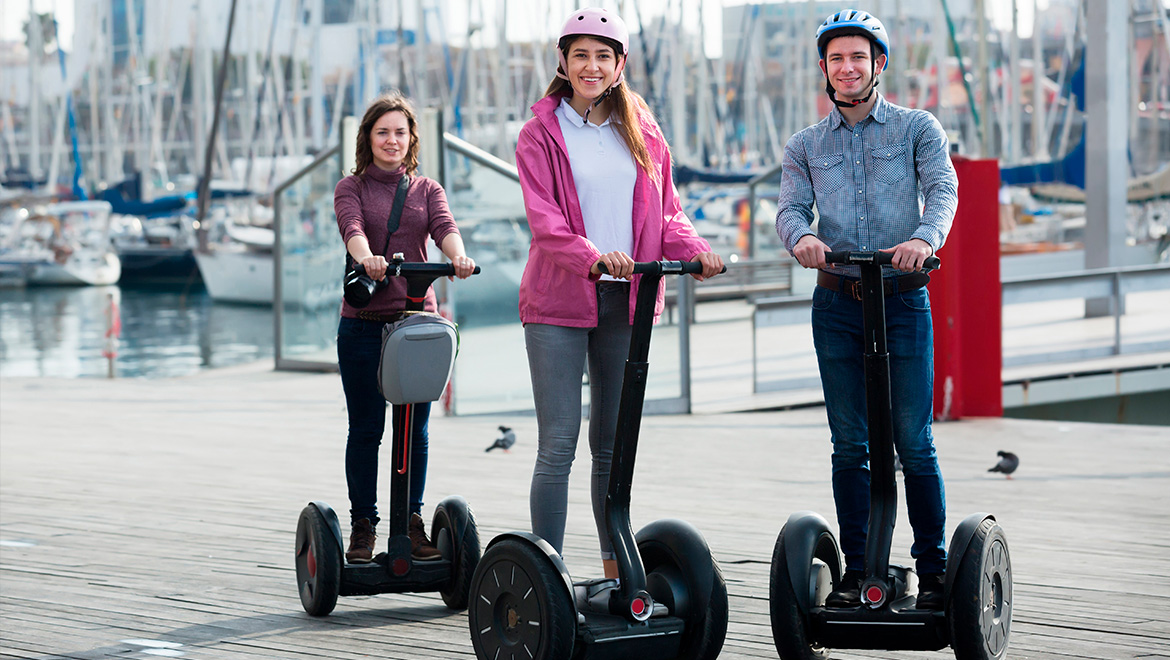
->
[334, 164, 459, 318]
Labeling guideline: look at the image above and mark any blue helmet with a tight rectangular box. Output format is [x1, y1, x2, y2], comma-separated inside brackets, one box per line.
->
[815, 9, 889, 72]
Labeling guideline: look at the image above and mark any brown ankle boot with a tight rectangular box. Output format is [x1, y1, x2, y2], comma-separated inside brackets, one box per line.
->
[409, 513, 442, 561]
[346, 518, 376, 564]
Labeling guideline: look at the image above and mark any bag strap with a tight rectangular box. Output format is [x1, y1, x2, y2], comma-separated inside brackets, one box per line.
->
[346, 175, 412, 270]
[379, 174, 412, 257]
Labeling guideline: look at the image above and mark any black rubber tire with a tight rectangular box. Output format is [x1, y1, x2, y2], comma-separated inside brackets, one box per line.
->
[769, 529, 831, 660]
[433, 502, 481, 610]
[294, 505, 341, 617]
[951, 519, 1012, 660]
[674, 558, 729, 660]
[468, 539, 575, 660]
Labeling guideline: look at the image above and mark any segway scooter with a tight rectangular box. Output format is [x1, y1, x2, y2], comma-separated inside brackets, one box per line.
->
[769, 251, 1012, 660]
[467, 261, 729, 660]
[294, 257, 482, 616]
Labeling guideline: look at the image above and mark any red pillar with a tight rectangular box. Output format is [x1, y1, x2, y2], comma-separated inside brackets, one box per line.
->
[929, 156, 1003, 420]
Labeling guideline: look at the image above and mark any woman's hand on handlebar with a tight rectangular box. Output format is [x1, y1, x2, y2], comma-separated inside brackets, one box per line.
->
[451, 255, 476, 279]
[690, 251, 725, 281]
[360, 254, 388, 280]
[880, 238, 933, 273]
[592, 251, 635, 280]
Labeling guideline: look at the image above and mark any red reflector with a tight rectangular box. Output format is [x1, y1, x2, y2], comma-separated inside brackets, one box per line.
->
[307, 548, 317, 578]
[631, 598, 646, 615]
[392, 558, 410, 576]
[866, 586, 884, 603]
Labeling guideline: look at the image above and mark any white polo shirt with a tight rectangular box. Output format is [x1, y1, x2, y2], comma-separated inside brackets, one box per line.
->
[555, 97, 636, 280]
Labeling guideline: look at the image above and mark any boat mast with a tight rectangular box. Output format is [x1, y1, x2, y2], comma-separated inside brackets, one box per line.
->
[196, 0, 240, 251]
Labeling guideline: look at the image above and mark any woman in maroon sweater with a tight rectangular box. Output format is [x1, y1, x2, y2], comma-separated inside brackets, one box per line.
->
[333, 93, 476, 564]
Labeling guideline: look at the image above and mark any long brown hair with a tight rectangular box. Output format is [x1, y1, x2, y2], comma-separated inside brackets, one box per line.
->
[353, 93, 420, 176]
[545, 36, 658, 183]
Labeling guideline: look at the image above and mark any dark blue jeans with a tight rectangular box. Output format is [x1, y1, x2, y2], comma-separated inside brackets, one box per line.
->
[811, 283, 947, 576]
[337, 316, 430, 527]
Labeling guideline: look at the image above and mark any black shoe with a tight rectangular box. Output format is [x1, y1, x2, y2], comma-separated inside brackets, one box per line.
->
[916, 573, 944, 610]
[826, 570, 863, 608]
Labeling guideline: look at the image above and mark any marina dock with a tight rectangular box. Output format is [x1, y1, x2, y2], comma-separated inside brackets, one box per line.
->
[2, 358, 1168, 659]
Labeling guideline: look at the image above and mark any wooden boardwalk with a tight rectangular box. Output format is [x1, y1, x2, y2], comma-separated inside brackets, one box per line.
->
[2, 363, 1169, 659]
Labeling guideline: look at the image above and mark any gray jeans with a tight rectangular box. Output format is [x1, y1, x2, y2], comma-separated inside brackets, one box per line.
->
[525, 281, 632, 560]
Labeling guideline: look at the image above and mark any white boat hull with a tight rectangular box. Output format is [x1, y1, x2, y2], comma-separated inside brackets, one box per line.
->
[0, 252, 121, 286]
[194, 245, 339, 307]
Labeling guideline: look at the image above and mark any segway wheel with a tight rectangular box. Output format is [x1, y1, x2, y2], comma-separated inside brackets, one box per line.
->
[294, 505, 341, 616]
[468, 539, 574, 660]
[639, 544, 728, 660]
[951, 519, 1012, 660]
[432, 499, 481, 610]
[769, 529, 831, 660]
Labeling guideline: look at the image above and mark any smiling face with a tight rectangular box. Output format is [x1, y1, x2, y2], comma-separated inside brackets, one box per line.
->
[565, 36, 621, 104]
[369, 110, 411, 172]
[820, 35, 886, 102]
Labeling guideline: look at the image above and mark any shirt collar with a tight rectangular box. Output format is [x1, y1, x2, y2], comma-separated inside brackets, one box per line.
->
[556, 96, 613, 128]
[829, 92, 888, 130]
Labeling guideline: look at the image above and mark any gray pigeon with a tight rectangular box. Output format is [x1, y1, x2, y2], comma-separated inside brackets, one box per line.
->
[988, 450, 1019, 479]
[486, 425, 516, 453]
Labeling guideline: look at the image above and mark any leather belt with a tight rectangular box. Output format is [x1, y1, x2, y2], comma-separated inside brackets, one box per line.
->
[355, 310, 406, 323]
[816, 270, 930, 301]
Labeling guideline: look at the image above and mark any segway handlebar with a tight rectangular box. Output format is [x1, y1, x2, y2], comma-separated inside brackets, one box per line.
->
[824, 250, 940, 272]
[351, 260, 481, 282]
[596, 260, 728, 276]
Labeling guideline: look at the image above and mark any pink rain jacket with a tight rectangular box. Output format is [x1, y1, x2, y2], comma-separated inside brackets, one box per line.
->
[516, 93, 713, 327]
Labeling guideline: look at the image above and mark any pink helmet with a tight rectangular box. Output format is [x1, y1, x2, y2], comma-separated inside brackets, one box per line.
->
[555, 7, 630, 87]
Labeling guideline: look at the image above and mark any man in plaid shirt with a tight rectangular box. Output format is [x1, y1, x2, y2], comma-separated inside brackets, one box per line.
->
[775, 9, 958, 611]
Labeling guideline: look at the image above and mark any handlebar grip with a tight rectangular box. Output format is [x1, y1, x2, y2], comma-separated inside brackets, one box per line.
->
[597, 261, 728, 276]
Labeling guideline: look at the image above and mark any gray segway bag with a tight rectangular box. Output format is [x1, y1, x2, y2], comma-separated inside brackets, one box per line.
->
[377, 312, 458, 404]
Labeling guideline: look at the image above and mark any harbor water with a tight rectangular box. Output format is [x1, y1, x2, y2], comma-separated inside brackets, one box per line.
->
[0, 284, 275, 378]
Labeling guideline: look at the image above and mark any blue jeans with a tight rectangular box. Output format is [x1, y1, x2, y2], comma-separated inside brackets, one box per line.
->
[525, 281, 632, 560]
[811, 283, 947, 575]
[337, 316, 430, 527]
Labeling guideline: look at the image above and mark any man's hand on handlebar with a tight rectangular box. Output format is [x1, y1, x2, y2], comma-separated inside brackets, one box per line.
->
[793, 234, 830, 270]
[880, 238, 933, 273]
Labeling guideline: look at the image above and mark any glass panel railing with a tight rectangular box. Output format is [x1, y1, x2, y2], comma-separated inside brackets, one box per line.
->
[272, 132, 696, 415]
[274, 145, 345, 370]
[440, 134, 687, 415]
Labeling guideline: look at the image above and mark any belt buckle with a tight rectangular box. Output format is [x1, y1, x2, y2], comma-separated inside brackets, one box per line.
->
[846, 279, 863, 301]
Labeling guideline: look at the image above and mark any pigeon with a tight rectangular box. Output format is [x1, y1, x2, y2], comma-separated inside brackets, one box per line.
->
[988, 450, 1019, 479]
[485, 425, 516, 453]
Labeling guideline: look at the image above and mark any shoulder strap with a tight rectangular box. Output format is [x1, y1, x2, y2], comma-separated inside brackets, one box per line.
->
[379, 175, 412, 257]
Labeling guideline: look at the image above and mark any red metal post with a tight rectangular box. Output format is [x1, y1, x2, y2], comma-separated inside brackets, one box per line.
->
[929, 156, 1003, 419]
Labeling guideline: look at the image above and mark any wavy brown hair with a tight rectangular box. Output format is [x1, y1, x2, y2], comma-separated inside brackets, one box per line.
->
[545, 35, 658, 184]
[353, 93, 420, 176]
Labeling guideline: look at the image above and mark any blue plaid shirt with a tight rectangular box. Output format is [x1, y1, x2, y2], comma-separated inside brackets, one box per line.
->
[775, 94, 958, 276]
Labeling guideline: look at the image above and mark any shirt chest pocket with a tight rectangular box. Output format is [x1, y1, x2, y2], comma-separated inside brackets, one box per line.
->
[808, 153, 845, 194]
[871, 143, 910, 185]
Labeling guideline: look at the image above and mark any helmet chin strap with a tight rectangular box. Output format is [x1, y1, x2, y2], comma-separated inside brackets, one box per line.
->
[583, 85, 615, 124]
[826, 60, 880, 109]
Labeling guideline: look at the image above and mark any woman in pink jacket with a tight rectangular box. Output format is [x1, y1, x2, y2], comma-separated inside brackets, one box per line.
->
[516, 7, 723, 579]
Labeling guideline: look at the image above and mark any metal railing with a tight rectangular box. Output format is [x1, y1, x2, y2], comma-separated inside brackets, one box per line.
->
[1002, 263, 1170, 365]
[751, 262, 1170, 393]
